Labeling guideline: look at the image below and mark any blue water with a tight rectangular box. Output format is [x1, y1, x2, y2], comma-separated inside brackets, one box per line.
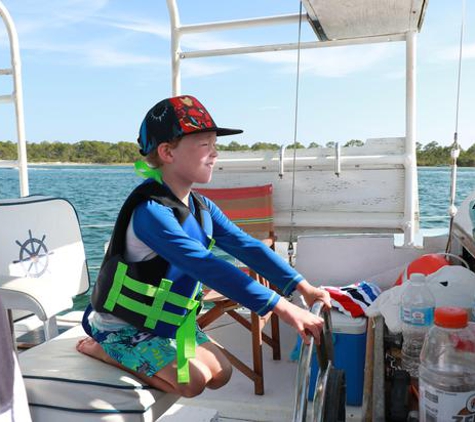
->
[1, 165, 475, 309]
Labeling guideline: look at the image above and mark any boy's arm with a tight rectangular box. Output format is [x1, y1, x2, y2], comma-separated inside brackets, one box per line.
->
[132, 200, 280, 316]
[205, 197, 307, 295]
[133, 200, 330, 344]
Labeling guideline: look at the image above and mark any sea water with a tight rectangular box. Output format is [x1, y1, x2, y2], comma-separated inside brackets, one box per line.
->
[1, 165, 475, 310]
[0, 164, 138, 309]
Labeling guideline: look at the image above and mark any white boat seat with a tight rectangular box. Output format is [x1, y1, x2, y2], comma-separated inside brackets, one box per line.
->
[0, 196, 89, 340]
[18, 324, 178, 421]
[451, 191, 475, 259]
[295, 233, 448, 290]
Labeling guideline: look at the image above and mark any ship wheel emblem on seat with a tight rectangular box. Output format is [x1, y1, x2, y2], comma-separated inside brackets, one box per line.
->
[14, 230, 53, 278]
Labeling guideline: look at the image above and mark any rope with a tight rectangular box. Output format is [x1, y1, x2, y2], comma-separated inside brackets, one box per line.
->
[287, 1, 304, 266]
[446, 0, 466, 253]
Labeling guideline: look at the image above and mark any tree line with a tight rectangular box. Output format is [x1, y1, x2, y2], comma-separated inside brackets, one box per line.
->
[0, 139, 474, 166]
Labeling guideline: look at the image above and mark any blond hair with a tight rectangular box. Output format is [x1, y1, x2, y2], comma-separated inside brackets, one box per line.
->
[145, 137, 182, 168]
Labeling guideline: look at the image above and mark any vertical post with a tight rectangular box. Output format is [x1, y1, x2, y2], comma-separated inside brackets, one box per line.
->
[7, 309, 17, 352]
[404, 31, 417, 246]
[12, 43, 28, 197]
[166, 0, 181, 96]
[0, 2, 29, 196]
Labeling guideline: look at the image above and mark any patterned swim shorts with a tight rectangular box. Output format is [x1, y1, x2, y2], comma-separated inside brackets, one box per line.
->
[90, 324, 211, 377]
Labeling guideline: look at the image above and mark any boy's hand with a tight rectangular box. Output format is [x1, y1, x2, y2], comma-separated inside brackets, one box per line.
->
[273, 298, 324, 345]
[296, 280, 332, 309]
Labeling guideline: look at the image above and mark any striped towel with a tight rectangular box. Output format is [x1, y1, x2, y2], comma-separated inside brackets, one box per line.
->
[322, 281, 381, 317]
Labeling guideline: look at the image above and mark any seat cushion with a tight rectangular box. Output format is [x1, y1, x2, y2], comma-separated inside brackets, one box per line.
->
[18, 325, 178, 420]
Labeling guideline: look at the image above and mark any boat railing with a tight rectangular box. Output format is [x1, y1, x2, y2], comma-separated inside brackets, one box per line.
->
[0, 1, 28, 196]
[165, 0, 424, 247]
[292, 301, 339, 422]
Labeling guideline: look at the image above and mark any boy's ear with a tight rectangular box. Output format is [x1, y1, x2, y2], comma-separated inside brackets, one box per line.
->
[156, 143, 174, 164]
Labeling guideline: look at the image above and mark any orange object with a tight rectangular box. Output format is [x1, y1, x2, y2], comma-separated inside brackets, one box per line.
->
[434, 308, 475, 352]
[434, 307, 469, 328]
[395, 254, 449, 286]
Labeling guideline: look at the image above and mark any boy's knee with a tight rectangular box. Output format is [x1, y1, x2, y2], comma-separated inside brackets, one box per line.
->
[207, 364, 232, 390]
[178, 380, 207, 398]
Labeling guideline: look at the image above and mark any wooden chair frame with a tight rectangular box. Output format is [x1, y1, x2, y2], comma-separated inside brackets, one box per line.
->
[195, 184, 281, 395]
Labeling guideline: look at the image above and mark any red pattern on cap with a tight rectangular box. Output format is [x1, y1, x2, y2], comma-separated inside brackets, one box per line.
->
[169, 96, 215, 134]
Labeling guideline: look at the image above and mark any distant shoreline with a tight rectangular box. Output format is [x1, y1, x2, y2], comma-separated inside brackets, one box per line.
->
[0, 160, 133, 167]
[0, 160, 473, 168]
[30, 162, 133, 166]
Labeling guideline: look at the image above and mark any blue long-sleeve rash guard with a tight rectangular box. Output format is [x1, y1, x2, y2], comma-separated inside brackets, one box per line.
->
[132, 192, 304, 316]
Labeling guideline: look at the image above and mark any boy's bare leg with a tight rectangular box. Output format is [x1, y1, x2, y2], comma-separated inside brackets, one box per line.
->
[76, 337, 113, 365]
[195, 342, 232, 389]
[76, 337, 231, 397]
[76, 337, 178, 394]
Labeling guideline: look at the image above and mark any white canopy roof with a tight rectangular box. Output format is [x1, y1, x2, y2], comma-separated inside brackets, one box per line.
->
[303, 0, 428, 41]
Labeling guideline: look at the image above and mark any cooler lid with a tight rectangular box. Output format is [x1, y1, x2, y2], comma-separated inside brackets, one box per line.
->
[330, 310, 367, 334]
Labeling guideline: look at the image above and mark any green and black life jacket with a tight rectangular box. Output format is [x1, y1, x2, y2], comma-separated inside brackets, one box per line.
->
[90, 180, 213, 382]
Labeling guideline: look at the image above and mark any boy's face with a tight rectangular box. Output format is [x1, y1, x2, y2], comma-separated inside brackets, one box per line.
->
[169, 131, 218, 185]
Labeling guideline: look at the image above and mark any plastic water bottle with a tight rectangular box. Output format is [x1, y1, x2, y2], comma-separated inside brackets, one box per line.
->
[419, 307, 475, 422]
[400, 273, 435, 378]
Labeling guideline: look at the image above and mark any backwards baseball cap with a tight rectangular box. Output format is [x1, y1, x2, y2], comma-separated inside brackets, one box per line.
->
[137, 95, 243, 156]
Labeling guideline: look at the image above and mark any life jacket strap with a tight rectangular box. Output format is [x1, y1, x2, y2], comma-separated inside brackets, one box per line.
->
[103, 262, 199, 330]
[176, 300, 200, 383]
[134, 160, 163, 184]
[102, 261, 202, 383]
[207, 236, 216, 250]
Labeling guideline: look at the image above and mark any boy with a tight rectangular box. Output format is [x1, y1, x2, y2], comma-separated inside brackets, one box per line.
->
[78, 95, 330, 397]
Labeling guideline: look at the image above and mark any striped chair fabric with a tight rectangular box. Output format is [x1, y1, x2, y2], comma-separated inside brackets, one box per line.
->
[195, 184, 274, 240]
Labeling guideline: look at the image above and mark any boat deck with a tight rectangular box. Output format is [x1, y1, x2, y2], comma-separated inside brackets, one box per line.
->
[14, 308, 363, 422]
[177, 311, 363, 422]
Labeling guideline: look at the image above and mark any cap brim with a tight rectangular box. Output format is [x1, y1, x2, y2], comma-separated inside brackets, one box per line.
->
[189, 126, 243, 137]
[216, 127, 243, 136]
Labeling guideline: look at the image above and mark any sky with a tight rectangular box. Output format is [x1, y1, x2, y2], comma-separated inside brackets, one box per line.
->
[0, 0, 474, 150]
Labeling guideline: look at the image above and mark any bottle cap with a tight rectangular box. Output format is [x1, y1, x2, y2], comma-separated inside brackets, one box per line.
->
[434, 307, 468, 328]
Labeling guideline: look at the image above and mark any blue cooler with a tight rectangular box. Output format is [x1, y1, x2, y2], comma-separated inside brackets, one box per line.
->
[295, 311, 367, 406]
